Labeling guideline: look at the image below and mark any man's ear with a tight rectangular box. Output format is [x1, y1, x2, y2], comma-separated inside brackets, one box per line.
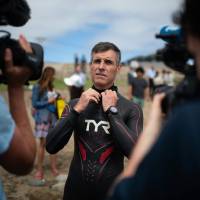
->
[117, 64, 121, 72]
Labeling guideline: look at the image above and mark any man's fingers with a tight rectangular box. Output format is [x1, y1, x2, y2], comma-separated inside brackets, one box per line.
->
[89, 93, 100, 102]
[4, 48, 13, 69]
[89, 96, 99, 104]
[91, 89, 101, 98]
[92, 93, 101, 101]
[153, 93, 166, 107]
[19, 34, 32, 53]
[101, 90, 117, 98]
[87, 89, 101, 101]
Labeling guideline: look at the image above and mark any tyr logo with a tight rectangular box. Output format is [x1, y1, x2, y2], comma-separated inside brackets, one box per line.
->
[85, 120, 110, 134]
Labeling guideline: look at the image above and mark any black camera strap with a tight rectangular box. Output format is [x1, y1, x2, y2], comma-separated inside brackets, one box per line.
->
[25, 43, 44, 81]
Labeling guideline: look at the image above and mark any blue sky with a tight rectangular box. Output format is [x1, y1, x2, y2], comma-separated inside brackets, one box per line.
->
[3, 0, 183, 63]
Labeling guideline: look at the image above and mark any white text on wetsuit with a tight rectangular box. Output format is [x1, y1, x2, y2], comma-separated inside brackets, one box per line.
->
[85, 120, 110, 134]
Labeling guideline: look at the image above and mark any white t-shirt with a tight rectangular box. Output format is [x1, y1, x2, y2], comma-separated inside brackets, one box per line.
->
[64, 72, 86, 87]
[47, 90, 58, 99]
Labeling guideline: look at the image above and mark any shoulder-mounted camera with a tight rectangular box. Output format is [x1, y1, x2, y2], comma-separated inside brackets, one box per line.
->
[155, 26, 200, 114]
[0, 0, 44, 83]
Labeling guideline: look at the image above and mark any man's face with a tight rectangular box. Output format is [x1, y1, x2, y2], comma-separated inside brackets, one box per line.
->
[75, 65, 81, 73]
[90, 50, 120, 89]
[136, 71, 144, 78]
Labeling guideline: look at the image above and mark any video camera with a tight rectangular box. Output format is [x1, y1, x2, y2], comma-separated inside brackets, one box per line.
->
[155, 26, 199, 114]
[0, 0, 44, 83]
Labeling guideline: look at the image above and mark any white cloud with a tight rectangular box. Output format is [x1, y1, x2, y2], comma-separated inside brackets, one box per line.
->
[2, 0, 183, 61]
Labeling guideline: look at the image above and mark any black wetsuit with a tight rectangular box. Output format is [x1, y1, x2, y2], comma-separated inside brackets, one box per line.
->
[46, 86, 143, 200]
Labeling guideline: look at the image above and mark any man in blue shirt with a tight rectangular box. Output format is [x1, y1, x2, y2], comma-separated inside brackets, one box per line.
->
[0, 35, 36, 200]
[0, 97, 15, 200]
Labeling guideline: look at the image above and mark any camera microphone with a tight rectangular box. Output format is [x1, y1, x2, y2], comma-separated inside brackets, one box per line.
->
[156, 26, 183, 44]
[0, 0, 30, 27]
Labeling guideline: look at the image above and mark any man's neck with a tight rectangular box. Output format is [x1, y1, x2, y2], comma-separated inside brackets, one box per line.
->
[92, 85, 117, 93]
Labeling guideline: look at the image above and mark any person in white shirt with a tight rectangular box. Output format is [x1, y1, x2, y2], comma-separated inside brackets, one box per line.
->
[64, 65, 86, 100]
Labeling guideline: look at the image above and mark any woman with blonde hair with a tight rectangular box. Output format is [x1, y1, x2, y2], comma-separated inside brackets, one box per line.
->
[31, 66, 59, 185]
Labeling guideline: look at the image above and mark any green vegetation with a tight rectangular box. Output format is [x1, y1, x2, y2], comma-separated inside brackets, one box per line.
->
[53, 78, 93, 90]
[0, 84, 7, 91]
[84, 78, 92, 89]
[25, 79, 67, 90]
[0, 79, 67, 92]
[31, 79, 70, 90]
[53, 78, 66, 90]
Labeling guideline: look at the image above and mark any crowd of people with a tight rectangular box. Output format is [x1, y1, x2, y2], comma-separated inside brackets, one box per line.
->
[1, 0, 200, 199]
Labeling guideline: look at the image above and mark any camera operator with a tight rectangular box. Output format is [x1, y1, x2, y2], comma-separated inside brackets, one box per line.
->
[107, 0, 200, 199]
[0, 34, 36, 200]
[0, 0, 44, 196]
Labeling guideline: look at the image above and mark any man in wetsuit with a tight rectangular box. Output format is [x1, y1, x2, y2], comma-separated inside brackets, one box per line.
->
[46, 42, 143, 200]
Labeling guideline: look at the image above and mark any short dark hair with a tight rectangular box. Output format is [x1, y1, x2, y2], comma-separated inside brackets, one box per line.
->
[174, 0, 200, 37]
[91, 42, 121, 65]
[136, 66, 145, 74]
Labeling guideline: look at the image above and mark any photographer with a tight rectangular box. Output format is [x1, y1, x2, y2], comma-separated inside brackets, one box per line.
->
[0, 34, 36, 200]
[108, 0, 200, 199]
[0, 0, 40, 198]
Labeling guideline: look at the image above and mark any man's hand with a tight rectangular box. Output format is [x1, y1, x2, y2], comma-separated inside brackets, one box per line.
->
[120, 93, 165, 178]
[148, 93, 166, 125]
[101, 90, 118, 112]
[4, 34, 33, 87]
[74, 88, 101, 113]
[1, 35, 36, 175]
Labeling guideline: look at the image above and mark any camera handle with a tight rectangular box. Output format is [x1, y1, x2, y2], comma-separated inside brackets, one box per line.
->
[0, 30, 11, 41]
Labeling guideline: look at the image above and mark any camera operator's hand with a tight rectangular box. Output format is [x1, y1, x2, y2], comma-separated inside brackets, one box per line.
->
[4, 34, 33, 86]
[0, 34, 36, 175]
[119, 93, 165, 179]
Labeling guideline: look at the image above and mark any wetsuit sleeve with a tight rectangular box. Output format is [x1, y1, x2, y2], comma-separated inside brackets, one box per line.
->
[46, 104, 79, 154]
[107, 104, 143, 158]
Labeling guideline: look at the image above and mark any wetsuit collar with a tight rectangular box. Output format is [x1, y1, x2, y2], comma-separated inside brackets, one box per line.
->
[92, 85, 118, 93]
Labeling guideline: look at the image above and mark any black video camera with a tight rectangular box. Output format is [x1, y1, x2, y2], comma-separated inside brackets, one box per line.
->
[155, 26, 199, 114]
[0, 0, 44, 83]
